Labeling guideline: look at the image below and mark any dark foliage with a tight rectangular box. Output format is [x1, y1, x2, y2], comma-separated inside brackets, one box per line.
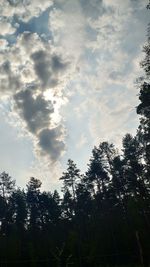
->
[0, 137, 150, 267]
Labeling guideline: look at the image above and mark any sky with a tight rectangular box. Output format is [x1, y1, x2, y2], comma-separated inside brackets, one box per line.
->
[0, 0, 149, 191]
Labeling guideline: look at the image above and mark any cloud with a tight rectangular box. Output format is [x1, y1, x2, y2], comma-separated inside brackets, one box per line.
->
[79, 0, 104, 19]
[0, 18, 16, 35]
[13, 89, 65, 161]
[0, 39, 9, 50]
[0, 30, 70, 92]
[38, 126, 65, 162]
[87, 93, 138, 150]
[76, 133, 88, 149]
[31, 50, 68, 88]
[0, 0, 53, 22]
[0, 32, 43, 91]
[50, 0, 86, 61]
[0, 28, 71, 162]
[50, 0, 148, 160]
[14, 89, 54, 134]
[0, 60, 21, 93]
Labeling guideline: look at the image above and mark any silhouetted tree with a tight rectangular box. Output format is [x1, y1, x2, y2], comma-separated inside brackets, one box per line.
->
[26, 177, 42, 231]
[122, 133, 146, 198]
[10, 189, 27, 231]
[86, 143, 110, 197]
[60, 159, 81, 200]
[136, 10, 150, 189]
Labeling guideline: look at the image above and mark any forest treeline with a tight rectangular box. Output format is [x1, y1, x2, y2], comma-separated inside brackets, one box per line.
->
[0, 4, 150, 267]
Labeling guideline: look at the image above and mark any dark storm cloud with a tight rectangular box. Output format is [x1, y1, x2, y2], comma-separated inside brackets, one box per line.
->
[31, 50, 68, 88]
[38, 126, 65, 161]
[14, 89, 54, 134]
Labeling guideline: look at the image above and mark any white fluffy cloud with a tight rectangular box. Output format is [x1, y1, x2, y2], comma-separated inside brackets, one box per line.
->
[0, 0, 53, 22]
[50, 0, 86, 63]
[0, 19, 16, 35]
